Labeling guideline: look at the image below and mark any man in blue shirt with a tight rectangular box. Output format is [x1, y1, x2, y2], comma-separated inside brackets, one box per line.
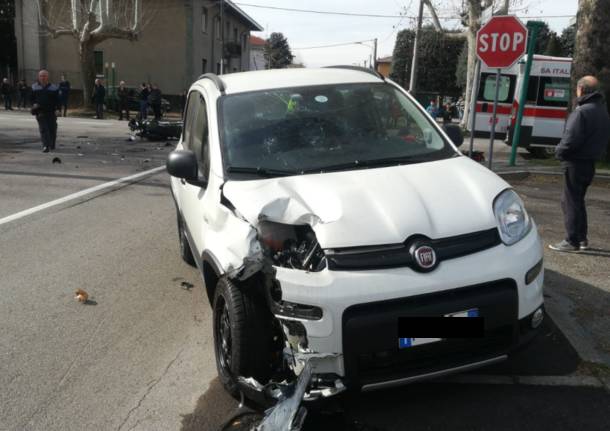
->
[30, 70, 60, 153]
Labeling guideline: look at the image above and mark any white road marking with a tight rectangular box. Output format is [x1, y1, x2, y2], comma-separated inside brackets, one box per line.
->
[0, 166, 165, 226]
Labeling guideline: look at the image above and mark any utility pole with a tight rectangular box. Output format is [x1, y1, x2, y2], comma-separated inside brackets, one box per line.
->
[220, 0, 225, 75]
[373, 38, 378, 70]
[409, 0, 424, 94]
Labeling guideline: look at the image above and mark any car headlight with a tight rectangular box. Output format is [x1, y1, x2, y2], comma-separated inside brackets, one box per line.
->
[493, 189, 531, 245]
[257, 221, 326, 271]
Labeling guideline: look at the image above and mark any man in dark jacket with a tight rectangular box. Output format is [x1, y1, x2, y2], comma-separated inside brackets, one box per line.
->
[139, 82, 149, 120]
[17, 79, 28, 109]
[550, 76, 610, 252]
[1, 78, 13, 110]
[148, 83, 162, 120]
[30, 70, 60, 153]
[92, 79, 106, 119]
[58, 75, 70, 117]
[117, 80, 130, 120]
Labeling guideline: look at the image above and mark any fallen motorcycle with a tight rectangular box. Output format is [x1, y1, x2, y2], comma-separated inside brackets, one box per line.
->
[128, 118, 183, 141]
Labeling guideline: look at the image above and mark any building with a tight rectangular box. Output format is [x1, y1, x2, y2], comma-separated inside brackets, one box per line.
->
[13, 0, 263, 101]
[376, 56, 392, 78]
[249, 35, 266, 70]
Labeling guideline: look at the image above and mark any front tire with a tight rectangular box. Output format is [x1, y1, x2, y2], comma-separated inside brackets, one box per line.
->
[213, 278, 273, 397]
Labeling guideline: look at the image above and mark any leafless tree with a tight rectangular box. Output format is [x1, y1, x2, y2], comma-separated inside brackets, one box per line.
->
[35, 0, 157, 107]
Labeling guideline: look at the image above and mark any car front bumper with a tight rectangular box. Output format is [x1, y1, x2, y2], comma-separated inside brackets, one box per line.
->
[273, 225, 544, 390]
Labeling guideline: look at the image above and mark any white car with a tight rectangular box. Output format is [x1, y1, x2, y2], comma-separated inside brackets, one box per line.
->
[167, 67, 544, 401]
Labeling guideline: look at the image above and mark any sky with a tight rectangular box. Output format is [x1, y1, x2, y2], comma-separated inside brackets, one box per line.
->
[236, 0, 578, 68]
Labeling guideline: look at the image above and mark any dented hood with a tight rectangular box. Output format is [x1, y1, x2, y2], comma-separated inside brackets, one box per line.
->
[223, 156, 509, 249]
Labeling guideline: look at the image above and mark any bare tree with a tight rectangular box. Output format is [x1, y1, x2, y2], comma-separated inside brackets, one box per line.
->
[36, 0, 155, 107]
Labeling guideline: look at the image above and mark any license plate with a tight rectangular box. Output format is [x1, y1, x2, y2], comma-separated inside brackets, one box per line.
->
[398, 308, 479, 349]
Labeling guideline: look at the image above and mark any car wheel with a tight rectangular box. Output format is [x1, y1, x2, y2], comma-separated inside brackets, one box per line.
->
[213, 277, 273, 397]
[177, 214, 196, 267]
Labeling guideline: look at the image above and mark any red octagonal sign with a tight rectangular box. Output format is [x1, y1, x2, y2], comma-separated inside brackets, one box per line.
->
[477, 16, 527, 69]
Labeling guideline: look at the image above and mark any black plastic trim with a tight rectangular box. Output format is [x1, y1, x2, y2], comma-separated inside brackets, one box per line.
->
[326, 228, 501, 271]
[324, 65, 385, 81]
[197, 73, 226, 94]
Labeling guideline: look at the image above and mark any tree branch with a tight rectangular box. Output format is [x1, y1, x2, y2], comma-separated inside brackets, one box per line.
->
[423, 0, 443, 32]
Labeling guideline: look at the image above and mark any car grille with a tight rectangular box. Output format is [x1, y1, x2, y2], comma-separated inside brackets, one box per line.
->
[342, 279, 518, 388]
[326, 228, 501, 271]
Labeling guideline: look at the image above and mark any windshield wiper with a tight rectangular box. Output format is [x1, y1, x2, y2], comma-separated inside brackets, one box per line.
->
[227, 166, 299, 177]
[302, 156, 430, 173]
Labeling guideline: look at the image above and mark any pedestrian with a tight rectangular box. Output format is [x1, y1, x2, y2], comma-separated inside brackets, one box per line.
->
[1, 78, 13, 110]
[17, 79, 28, 109]
[549, 76, 610, 252]
[117, 80, 130, 120]
[425, 100, 437, 118]
[92, 78, 106, 119]
[30, 69, 60, 153]
[139, 82, 149, 120]
[148, 83, 162, 121]
[441, 103, 452, 123]
[58, 75, 71, 117]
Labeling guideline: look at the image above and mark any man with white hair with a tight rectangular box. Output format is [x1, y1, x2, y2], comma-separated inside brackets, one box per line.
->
[30, 70, 60, 153]
[550, 75, 610, 252]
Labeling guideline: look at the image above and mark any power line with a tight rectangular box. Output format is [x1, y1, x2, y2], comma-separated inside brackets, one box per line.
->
[235, 2, 574, 20]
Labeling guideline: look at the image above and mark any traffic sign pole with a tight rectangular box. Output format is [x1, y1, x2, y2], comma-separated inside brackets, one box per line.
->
[487, 68, 502, 169]
[468, 59, 481, 158]
[509, 21, 544, 166]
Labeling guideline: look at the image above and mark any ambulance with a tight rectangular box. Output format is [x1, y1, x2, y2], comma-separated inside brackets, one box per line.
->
[472, 55, 572, 156]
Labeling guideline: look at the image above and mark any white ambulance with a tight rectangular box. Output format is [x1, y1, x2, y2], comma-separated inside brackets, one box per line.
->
[472, 55, 572, 156]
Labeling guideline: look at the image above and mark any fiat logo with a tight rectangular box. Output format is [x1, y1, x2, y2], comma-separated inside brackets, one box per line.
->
[414, 245, 437, 270]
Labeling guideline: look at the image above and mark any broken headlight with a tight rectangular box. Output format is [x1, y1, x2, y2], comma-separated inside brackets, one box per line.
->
[258, 221, 326, 271]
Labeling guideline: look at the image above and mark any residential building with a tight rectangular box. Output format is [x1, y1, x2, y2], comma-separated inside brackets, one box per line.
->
[13, 0, 263, 100]
[249, 35, 266, 70]
[376, 56, 392, 78]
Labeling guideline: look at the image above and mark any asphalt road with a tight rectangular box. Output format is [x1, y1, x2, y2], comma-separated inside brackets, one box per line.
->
[1, 111, 608, 431]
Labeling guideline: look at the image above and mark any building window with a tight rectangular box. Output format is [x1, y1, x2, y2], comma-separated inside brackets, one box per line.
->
[202, 58, 207, 73]
[216, 62, 221, 74]
[226, 21, 230, 39]
[215, 17, 221, 39]
[233, 27, 238, 42]
[94, 51, 104, 76]
[201, 7, 208, 33]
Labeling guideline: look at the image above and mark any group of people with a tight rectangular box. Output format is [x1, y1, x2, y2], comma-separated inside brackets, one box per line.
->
[91, 79, 163, 121]
[425, 97, 464, 123]
[1, 76, 70, 115]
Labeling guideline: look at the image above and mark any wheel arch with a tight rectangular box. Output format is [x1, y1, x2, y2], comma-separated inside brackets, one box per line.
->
[202, 251, 223, 306]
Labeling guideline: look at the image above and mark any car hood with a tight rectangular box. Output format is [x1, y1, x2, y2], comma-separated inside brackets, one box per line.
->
[222, 156, 509, 248]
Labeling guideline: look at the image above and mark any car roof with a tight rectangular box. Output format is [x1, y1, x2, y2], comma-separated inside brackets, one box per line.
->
[199, 68, 384, 95]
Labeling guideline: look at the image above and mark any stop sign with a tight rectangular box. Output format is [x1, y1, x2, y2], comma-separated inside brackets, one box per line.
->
[476, 16, 527, 68]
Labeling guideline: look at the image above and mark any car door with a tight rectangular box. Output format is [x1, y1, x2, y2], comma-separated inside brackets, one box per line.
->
[179, 90, 212, 258]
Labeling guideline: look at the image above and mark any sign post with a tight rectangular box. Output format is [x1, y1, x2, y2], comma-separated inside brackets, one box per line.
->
[476, 16, 528, 169]
[509, 21, 545, 166]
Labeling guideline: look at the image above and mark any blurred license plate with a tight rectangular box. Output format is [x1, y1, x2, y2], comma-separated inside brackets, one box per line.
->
[398, 308, 479, 349]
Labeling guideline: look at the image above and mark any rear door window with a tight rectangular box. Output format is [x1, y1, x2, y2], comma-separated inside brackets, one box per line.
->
[478, 73, 515, 103]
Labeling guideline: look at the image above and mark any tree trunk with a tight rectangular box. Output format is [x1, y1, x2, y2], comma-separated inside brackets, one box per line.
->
[460, 0, 483, 128]
[572, 0, 610, 162]
[79, 42, 96, 110]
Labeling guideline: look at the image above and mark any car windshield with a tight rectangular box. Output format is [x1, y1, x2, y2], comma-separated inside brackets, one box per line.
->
[220, 82, 457, 177]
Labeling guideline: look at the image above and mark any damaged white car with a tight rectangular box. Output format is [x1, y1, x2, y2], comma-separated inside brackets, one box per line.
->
[166, 67, 544, 412]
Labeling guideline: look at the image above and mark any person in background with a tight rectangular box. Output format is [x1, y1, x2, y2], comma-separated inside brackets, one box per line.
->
[425, 100, 437, 118]
[92, 79, 106, 119]
[1, 78, 13, 110]
[148, 83, 162, 121]
[58, 75, 70, 117]
[549, 76, 610, 252]
[30, 70, 60, 153]
[117, 81, 130, 120]
[442, 103, 452, 123]
[139, 82, 149, 120]
[17, 79, 28, 109]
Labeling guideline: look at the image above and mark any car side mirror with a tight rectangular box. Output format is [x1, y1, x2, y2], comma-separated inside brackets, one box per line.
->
[443, 124, 464, 147]
[166, 150, 208, 187]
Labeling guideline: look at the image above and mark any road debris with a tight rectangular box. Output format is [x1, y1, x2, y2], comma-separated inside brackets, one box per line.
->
[181, 281, 194, 291]
[75, 289, 89, 303]
[52, 157, 61, 164]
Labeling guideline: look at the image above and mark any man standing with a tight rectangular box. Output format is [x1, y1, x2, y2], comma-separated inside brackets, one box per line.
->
[549, 76, 610, 252]
[426, 100, 437, 118]
[1, 78, 13, 110]
[139, 82, 149, 120]
[58, 75, 71, 117]
[148, 83, 162, 121]
[92, 79, 106, 119]
[30, 70, 60, 153]
[117, 81, 130, 120]
[17, 79, 28, 109]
